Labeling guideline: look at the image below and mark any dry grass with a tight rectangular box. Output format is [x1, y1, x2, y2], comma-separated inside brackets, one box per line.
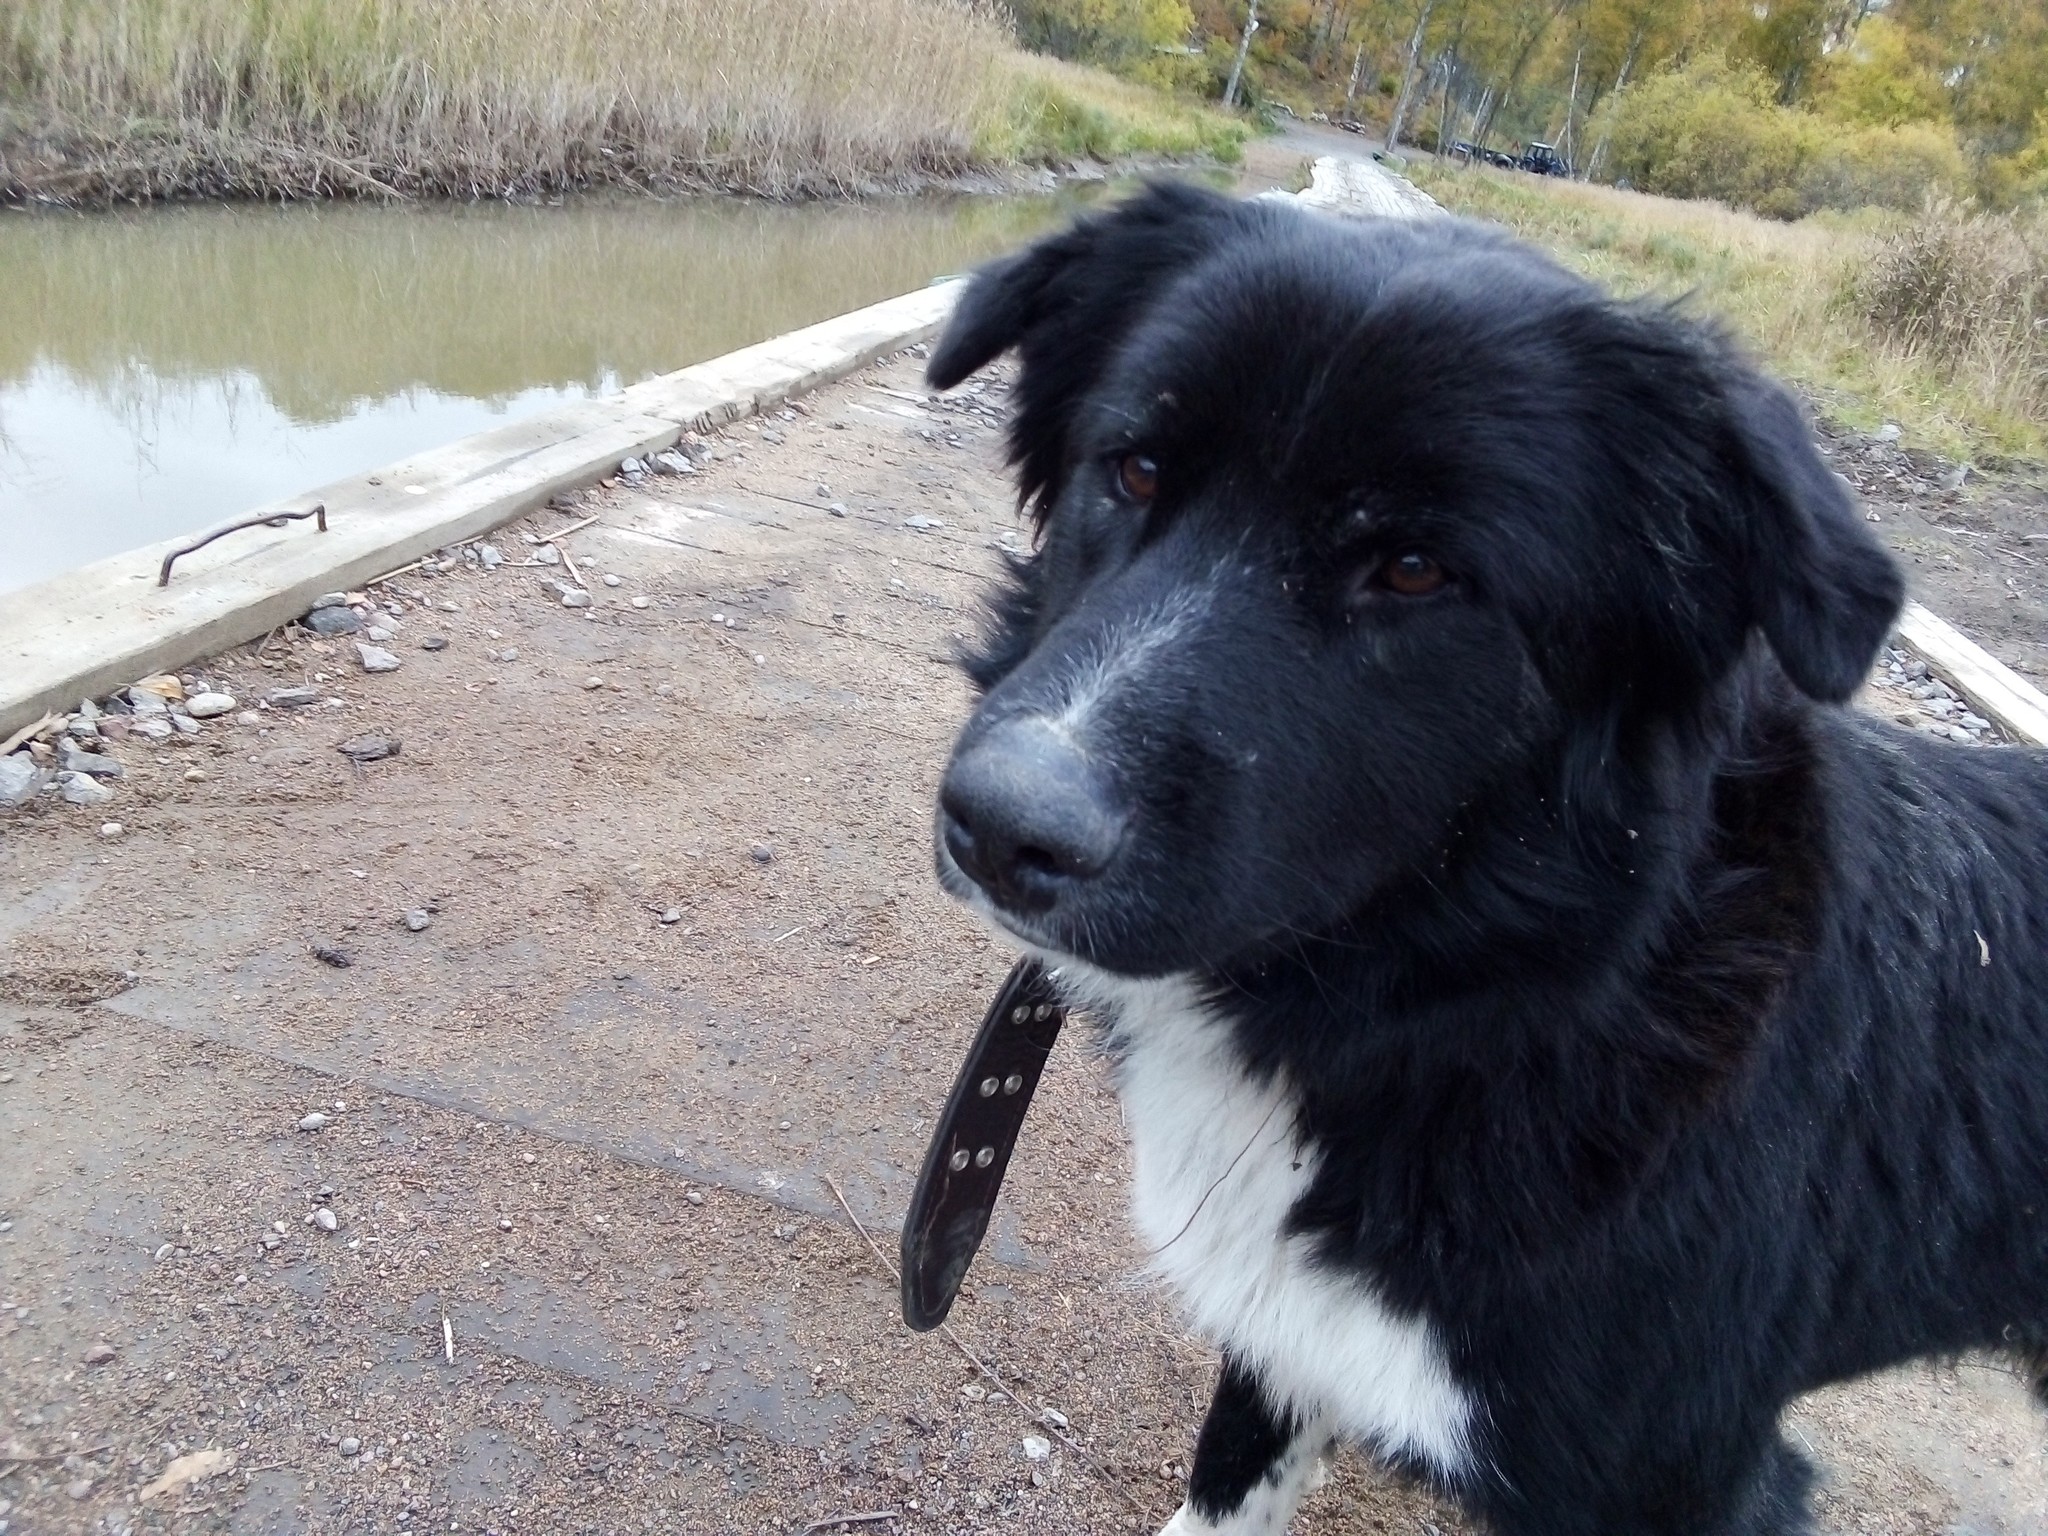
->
[1858, 204, 2048, 435]
[0, 0, 1239, 202]
[1408, 161, 2048, 461]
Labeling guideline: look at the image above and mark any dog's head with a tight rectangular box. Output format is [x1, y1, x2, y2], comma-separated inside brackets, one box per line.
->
[930, 182, 1901, 977]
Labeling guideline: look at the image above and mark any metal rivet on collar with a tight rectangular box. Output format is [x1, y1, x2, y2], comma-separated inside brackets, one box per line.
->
[949, 1148, 970, 1172]
[1034, 1004, 1053, 1021]
[974, 1146, 995, 1168]
[979, 1076, 1000, 1097]
[1003, 1074, 1024, 1094]
[1011, 1005, 1030, 1023]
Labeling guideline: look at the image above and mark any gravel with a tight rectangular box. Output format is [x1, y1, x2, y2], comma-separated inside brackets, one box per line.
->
[297, 1112, 330, 1131]
[356, 644, 402, 673]
[336, 736, 402, 763]
[0, 754, 47, 807]
[305, 606, 362, 637]
[57, 741, 124, 778]
[404, 909, 433, 932]
[60, 772, 115, 807]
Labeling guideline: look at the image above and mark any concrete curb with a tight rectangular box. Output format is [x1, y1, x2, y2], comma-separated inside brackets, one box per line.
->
[0, 279, 961, 739]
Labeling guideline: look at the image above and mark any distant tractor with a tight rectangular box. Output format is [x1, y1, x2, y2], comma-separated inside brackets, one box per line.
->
[1518, 141, 1571, 177]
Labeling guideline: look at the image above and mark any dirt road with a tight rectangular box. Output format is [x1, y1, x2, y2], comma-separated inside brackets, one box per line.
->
[3, 343, 2044, 1536]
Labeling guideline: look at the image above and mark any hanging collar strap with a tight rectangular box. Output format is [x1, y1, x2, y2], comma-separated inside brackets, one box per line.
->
[900, 959, 1068, 1332]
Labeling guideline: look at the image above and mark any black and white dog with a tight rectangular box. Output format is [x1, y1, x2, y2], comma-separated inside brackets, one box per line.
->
[924, 182, 2048, 1536]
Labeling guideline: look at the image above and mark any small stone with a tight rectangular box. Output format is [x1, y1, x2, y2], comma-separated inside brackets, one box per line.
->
[496, 647, 520, 663]
[561, 589, 592, 609]
[655, 683, 675, 698]
[1021, 1436, 1052, 1461]
[651, 450, 695, 475]
[659, 908, 682, 925]
[686, 1190, 705, 1206]
[61, 772, 115, 807]
[58, 740, 124, 778]
[583, 676, 605, 690]
[305, 605, 362, 636]
[903, 515, 943, 531]
[1876, 423, 1902, 444]
[631, 595, 652, 609]
[99, 820, 124, 838]
[534, 544, 563, 567]
[421, 637, 448, 652]
[498, 1217, 513, 1231]
[621, 457, 645, 475]
[0, 754, 47, 807]
[235, 710, 262, 727]
[82, 1341, 116, 1366]
[364, 625, 394, 643]
[267, 686, 321, 708]
[1941, 465, 1971, 493]
[298, 1112, 330, 1131]
[310, 592, 349, 610]
[67, 1476, 94, 1500]
[170, 713, 201, 735]
[184, 690, 236, 719]
[154, 1242, 175, 1261]
[182, 768, 206, 783]
[751, 842, 775, 863]
[337, 735, 401, 763]
[312, 1207, 339, 1232]
[340, 1437, 362, 1457]
[479, 545, 504, 569]
[355, 643, 401, 673]
[828, 503, 848, 518]
[603, 573, 622, 588]
[404, 909, 433, 932]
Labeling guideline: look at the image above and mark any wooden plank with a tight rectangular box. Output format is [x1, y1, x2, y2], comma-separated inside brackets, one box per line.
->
[1895, 601, 2048, 747]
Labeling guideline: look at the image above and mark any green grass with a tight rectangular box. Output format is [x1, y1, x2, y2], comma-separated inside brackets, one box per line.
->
[0, 0, 1243, 203]
[1407, 160, 2048, 463]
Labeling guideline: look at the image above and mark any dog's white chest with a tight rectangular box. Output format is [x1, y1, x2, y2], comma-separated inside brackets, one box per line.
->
[1082, 971, 1476, 1479]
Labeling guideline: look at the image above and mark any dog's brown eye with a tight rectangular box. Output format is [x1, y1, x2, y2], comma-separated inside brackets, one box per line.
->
[1378, 552, 1447, 597]
[1117, 454, 1159, 503]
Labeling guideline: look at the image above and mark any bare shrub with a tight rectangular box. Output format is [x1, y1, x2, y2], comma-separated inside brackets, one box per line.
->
[1858, 204, 2048, 425]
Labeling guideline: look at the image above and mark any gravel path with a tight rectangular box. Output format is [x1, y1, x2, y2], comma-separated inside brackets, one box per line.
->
[2, 346, 2043, 1536]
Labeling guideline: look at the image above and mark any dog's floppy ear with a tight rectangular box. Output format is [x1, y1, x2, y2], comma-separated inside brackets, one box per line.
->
[1725, 374, 1903, 703]
[926, 182, 1248, 512]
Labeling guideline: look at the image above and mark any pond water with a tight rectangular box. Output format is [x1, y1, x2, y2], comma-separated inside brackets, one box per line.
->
[0, 191, 1098, 595]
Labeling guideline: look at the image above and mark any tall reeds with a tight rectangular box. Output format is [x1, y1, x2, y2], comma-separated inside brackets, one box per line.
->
[2, 0, 1013, 200]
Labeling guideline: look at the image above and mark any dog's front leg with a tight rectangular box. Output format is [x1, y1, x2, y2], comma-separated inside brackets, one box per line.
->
[1161, 1355, 1328, 1536]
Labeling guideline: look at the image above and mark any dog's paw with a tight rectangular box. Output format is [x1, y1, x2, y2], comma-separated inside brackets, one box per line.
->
[1158, 1505, 1210, 1536]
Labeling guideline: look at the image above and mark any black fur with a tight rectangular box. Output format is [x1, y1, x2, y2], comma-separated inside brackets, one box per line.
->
[927, 183, 2048, 1535]
[1185, 1355, 1302, 1520]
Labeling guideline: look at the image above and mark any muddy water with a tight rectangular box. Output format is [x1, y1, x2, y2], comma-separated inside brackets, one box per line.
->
[0, 191, 1093, 594]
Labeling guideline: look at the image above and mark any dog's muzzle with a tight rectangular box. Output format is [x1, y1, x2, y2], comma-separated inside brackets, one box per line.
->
[939, 715, 1127, 917]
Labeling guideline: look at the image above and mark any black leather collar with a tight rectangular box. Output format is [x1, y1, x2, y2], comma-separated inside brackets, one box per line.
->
[900, 959, 1068, 1331]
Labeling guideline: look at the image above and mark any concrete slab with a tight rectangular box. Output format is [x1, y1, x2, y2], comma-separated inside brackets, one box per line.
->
[0, 280, 962, 740]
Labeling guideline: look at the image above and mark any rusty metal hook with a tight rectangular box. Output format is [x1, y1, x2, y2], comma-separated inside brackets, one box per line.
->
[158, 503, 327, 587]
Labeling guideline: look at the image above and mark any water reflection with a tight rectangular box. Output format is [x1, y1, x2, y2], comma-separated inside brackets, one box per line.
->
[0, 192, 1089, 593]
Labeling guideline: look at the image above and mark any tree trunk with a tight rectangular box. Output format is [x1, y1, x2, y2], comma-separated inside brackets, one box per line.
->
[1344, 35, 1369, 114]
[1224, 0, 1262, 109]
[1585, 23, 1645, 180]
[1384, 0, 1437, 151]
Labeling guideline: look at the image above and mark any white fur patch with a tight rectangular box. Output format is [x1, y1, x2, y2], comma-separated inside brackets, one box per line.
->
[1051, 962, 1477, 1486]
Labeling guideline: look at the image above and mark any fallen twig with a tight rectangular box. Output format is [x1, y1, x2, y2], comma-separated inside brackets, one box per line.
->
[0, 713, 60, 758]
[800, 1512, 899, 1535]
[820, 1177, 1152, 1520]
[0, 1443, 112, 1466]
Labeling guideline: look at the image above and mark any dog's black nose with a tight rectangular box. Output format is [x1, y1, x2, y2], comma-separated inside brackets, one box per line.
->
[940, 717, 1126, 914]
